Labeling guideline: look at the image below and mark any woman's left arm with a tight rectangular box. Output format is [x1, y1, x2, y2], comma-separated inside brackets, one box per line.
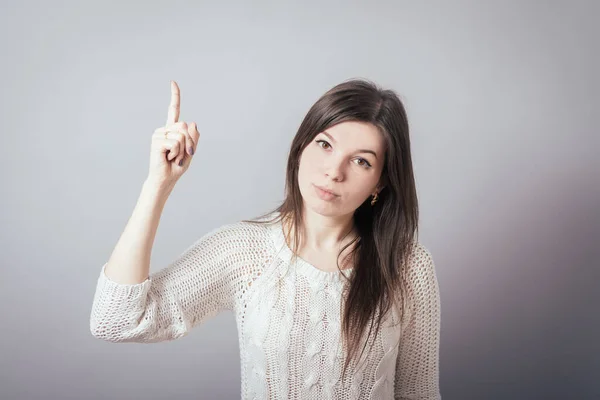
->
[394, 243, 442, 400]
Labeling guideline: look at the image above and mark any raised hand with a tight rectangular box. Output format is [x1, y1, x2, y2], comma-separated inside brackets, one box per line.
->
[147, 81, 200, 189]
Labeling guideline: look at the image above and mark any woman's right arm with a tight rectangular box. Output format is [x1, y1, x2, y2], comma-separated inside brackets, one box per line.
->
[89, 173, 250, 343]
[89, 81, 242, 343]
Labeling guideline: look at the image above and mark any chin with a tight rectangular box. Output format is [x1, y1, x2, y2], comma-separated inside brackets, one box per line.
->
[309, 204, 339, 216]
[302, 196, 345, 218]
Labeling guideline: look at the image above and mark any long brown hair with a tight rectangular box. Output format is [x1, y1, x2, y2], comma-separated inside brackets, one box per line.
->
[243, 78, 419, 380]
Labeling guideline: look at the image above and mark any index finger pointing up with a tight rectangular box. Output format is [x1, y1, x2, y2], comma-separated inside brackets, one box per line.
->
[166, 80, 180, 125]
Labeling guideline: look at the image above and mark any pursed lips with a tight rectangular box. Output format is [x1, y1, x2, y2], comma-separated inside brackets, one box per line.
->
[314, 184, 339, 196]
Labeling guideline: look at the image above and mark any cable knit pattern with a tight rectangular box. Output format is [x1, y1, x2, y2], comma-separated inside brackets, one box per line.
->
[90, 211, 441, 399]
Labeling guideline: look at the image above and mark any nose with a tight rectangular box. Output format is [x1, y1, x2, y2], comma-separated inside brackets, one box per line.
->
[324, 159, 344, 182]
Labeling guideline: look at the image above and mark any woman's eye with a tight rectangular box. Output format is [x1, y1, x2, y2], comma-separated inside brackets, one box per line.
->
[355, 158, 372, 168]
[316, 140, 331, 150]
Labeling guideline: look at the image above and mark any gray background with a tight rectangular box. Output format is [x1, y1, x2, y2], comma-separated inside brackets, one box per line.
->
[1, 0, 598, 399]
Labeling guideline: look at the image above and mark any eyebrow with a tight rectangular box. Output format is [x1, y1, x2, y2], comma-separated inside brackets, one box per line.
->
[321, 131, 378, 159]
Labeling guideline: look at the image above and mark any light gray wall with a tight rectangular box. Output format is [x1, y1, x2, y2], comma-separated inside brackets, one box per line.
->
[1, 1, 597, 399]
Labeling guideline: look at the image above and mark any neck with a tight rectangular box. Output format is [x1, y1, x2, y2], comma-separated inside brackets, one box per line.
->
[284, 209, 358, 253]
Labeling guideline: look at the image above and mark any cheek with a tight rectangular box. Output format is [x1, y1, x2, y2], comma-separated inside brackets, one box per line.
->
[349, 175, 381, 199]
[301, 146, 320, 163]
[299, 148, 320, 174]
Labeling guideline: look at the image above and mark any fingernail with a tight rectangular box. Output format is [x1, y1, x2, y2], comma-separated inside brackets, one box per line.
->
[178, 159, 183, 166]
[189, 147, 194, 155]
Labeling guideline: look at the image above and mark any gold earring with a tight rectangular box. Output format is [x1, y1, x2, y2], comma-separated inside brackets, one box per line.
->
[371, 193, 378, 206]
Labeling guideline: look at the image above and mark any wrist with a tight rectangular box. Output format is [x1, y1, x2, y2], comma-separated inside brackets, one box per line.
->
[142, 178, 175, 199]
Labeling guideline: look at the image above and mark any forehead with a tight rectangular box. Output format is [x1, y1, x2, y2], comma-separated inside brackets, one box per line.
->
[321, 121, 385, 151]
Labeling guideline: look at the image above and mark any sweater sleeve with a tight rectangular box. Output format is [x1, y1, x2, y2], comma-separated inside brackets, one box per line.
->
[89, 223, 248, 343]
[394, 243, 442, 400]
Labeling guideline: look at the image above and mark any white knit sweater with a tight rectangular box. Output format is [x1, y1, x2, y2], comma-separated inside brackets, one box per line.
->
[90, 211, 441, 399]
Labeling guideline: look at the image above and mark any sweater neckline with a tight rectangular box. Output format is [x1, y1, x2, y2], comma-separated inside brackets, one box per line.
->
[267, 212, 354, 283]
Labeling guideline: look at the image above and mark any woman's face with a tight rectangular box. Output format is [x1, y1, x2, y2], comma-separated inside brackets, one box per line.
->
[297, 121, 386, 217]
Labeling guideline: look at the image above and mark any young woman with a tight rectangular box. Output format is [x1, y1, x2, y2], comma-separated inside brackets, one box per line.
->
[90, 79, 441, 399]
